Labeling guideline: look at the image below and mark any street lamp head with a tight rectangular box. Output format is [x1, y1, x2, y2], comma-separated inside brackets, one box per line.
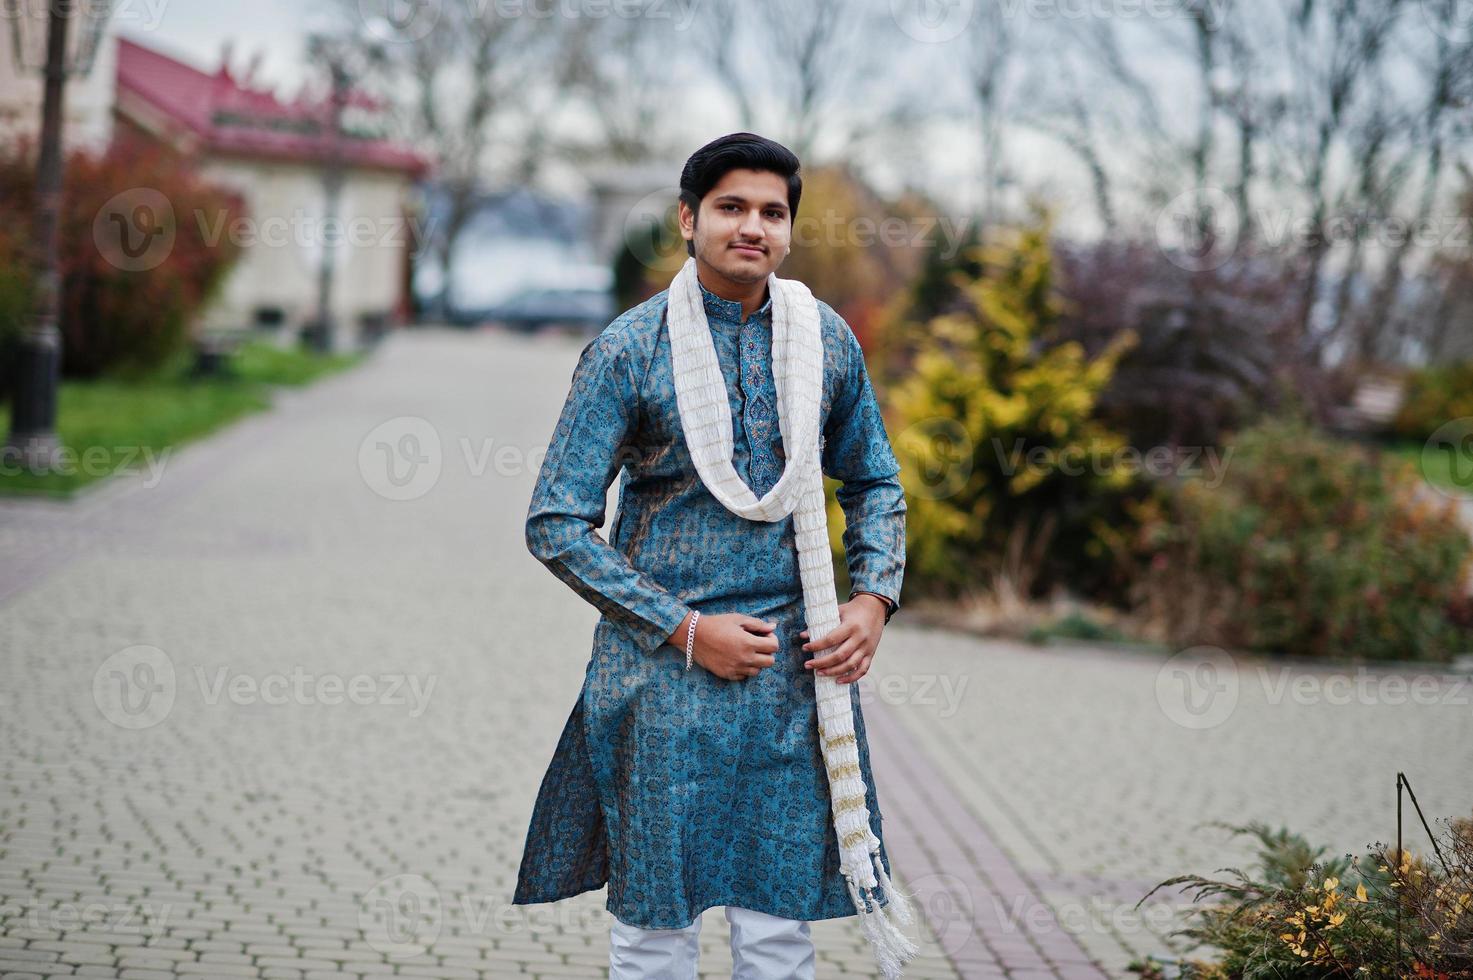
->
[5, 0, 114, 76]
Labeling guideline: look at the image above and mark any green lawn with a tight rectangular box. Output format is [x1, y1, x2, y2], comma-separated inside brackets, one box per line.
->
[0, 340, 365, 498]
[1384, 437, 1473, 498]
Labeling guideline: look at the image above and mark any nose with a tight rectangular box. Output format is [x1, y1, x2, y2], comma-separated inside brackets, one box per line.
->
[738, 208, 764, 240]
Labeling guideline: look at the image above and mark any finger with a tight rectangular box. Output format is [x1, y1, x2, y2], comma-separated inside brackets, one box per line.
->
[804, 644, 851, 669]
[755, 635, 780, 655]
[801, 624, 852, 652]
[831, 649, 870, 679]
[823, 648, 866, 678]
[836, 648, 866, 680]
[807, 637, 863, 670]
[747, 653, 776, 668]
[837, 657, 872, 684]
[743, 617, 777, 633]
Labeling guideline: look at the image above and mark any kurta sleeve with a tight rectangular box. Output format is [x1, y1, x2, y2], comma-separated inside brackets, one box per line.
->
[820, 312, 907, 619]
[526, 328, 693, 655]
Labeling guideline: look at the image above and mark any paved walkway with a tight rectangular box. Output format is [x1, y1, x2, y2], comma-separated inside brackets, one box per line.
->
[1, 327, 1469, 979]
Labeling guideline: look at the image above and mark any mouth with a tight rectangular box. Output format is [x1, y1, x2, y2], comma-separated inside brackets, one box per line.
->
[730, 244, 765, 255]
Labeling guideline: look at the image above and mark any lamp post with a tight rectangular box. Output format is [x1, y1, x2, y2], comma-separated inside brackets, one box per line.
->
[2, 0, 112, 471]
[303, 24, 385, 354]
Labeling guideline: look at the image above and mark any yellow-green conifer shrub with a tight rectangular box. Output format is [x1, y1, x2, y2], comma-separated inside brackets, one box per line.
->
[883, 214, 1138, 598]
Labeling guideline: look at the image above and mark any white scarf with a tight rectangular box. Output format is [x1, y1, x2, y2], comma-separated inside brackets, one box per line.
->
[666, 255, 919, 978]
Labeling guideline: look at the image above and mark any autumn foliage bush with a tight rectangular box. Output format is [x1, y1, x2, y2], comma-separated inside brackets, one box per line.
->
[1393, 361, 1473, 442]
[1110, 414, 1473, 662]
[1132, 814, 1473, 978]
[0, 138, 242, 384]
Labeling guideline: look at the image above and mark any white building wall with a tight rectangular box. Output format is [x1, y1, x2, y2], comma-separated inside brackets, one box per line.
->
[0, 31, 116, 153]
[195, 158, 414, 350]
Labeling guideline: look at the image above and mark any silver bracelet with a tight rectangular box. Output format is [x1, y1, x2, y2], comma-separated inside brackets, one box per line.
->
[685, 610, 700, 671]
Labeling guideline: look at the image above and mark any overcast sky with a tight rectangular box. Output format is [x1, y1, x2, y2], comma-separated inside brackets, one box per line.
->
[117, 0, 318, 96]
[107, 0, 1254, 238]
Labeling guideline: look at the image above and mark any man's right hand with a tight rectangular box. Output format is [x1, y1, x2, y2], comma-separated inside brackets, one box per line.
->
[668, 612, 778, 681]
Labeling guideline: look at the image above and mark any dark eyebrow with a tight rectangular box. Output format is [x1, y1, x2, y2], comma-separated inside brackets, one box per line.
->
[713, 194, 788, 213]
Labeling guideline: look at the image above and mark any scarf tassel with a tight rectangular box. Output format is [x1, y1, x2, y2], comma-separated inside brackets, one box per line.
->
[844, 849, 920, 979]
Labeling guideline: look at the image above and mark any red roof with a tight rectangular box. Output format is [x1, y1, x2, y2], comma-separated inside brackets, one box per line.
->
[115, 36, 429, 176]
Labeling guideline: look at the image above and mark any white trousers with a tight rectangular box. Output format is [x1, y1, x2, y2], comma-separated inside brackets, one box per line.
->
[608, 906, 816, 980]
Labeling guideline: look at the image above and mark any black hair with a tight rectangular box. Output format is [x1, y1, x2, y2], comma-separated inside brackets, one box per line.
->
[678, 132, 802, 257]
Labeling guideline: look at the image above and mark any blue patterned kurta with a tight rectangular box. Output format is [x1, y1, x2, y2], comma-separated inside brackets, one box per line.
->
[512, 276, 907, 930]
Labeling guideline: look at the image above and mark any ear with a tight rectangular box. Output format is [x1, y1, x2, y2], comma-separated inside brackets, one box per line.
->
[677, 200, 696, 243]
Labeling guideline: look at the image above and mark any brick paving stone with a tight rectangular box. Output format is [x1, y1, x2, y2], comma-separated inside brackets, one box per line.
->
[26, 329, 1460, 978]
[868, 625, 1473, 976]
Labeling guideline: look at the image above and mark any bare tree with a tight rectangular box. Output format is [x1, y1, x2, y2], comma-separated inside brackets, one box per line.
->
[1328, 103, 1398, 345]
[694, 0, 758, 131]
[964, 1, 1014, 224]
[555, 16, 687, 167]
[1018, 66, 1119, 235]
[1276, 0, 1403, 357]
[348, 0, 544, 316]
[757, 0, 866, 161]
[1207, 0, 1291, 247]
[1360, 0, 1472, 358]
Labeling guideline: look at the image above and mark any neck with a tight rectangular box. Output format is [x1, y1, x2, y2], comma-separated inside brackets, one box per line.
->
[694, 257, 768, 322]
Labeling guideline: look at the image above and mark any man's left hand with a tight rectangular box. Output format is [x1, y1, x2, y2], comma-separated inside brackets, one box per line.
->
[800, 594, 888, 685]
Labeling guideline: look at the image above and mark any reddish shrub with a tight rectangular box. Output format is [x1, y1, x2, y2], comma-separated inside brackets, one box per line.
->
[0, 138, 243, 379]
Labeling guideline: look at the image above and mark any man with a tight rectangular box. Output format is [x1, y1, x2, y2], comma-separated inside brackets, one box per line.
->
[513, 132, 912, 979]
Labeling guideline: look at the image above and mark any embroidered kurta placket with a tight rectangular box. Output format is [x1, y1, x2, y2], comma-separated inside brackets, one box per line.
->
[736, 304, 783, 497]
[513, 278, 907, 931]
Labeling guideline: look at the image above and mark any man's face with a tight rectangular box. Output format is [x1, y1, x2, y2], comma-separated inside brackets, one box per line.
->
[680, 168, 793, 285]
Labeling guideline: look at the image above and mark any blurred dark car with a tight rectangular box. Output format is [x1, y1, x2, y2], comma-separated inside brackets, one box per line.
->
[455, 287, 614, 334]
